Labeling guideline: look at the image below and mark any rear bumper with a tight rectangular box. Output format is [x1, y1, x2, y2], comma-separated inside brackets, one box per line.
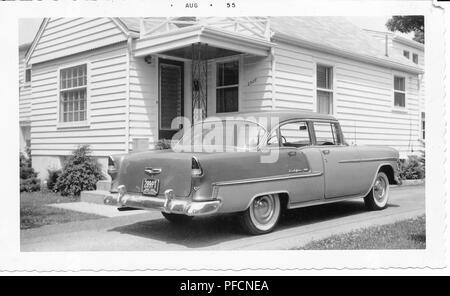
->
[104, 189, 221, 216]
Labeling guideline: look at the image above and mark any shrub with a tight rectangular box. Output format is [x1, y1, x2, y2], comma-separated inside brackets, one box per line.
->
[155, 139, 172, 150]
[46, 169, 62, 192]
[20, 147, 40, 192]
[398, 155, 425, 180]
[55, 145, 104, 197]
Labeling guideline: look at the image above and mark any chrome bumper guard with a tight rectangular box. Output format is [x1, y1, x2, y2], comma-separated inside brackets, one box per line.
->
[104, 188, 221, 216]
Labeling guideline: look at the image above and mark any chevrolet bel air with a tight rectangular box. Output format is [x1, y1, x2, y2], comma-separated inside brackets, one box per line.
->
[105, 111, 400, 235]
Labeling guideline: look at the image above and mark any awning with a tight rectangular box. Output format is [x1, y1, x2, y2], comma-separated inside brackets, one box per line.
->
[133, 25, 274, 59]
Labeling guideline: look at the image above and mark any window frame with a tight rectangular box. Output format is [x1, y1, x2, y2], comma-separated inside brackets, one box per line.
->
[314, 62, 335, 115]
[311, 120, 344, 146]
[392, 73, 407, 110]
[24, 67, 32, 85]
[421, 112, 425, 140]
[56, 62, 90, 129]
[275, 120, 312, 148]
[215, 58, 240, 114]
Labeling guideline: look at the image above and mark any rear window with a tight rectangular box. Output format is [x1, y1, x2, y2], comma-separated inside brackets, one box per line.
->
[313, 122, 342, 145]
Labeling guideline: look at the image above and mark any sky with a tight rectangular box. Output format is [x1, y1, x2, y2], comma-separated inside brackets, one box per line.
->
[18, 16, 411, 46]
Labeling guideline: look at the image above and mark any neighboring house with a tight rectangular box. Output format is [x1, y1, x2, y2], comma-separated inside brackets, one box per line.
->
[19, 42, 32, 154]
[21, 17, 424, 181]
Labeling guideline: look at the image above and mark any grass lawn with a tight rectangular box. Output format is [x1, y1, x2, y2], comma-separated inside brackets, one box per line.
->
[296, 215, 426, 250]
[20, 191, 102, 230]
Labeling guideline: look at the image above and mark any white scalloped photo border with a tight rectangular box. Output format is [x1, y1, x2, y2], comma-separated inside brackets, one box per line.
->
[0, 0, 447, 274]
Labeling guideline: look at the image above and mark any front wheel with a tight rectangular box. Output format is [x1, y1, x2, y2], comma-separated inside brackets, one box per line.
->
[161, 212, 193, 224]
[239, 194, 281, 235]
[364, 172, 390, 210]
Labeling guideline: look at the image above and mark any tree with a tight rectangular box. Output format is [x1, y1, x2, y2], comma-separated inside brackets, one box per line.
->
[386, 16, 424, 43]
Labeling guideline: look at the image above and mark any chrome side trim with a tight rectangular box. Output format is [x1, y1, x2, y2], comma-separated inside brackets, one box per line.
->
[212, 171, 323, 187]
[339, 157, 398, 164]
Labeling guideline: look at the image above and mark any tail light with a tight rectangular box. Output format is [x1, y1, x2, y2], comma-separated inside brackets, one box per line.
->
[108, 156, 117, 174]
[191, 157, 203, 177]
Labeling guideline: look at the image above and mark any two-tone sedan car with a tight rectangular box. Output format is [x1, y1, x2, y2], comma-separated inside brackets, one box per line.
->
[105, 111, 400, 235]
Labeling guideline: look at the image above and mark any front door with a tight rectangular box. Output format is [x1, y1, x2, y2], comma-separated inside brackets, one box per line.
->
[159, 59, 184, 140]
[312, 121, 362, 198]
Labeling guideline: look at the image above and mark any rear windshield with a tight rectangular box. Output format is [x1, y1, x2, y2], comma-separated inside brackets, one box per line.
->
[173, 120, 266, 152]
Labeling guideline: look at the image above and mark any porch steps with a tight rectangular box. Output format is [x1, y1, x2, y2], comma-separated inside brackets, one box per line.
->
[80, 190, 117, 205]
[96, 180, 112, 191]
[80, 180, 116, 205]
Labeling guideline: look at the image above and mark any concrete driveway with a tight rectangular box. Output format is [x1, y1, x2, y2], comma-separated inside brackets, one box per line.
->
[21, 185, 425, 251]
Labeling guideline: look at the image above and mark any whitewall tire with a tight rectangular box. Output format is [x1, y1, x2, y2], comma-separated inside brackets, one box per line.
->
[239, 194, 281, 235]
[364, 172, 390, 210]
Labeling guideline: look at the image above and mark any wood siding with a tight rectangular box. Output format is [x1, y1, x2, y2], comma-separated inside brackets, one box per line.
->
[30, 42, 129, 157]
[28, 18, 127, 65]
[272, 41, 422, 156]
[19, 49, 32, 123]
[128, 55, 159, 150]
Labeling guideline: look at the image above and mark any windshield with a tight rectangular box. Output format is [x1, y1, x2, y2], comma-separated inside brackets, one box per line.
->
[173, 120, 267, 152]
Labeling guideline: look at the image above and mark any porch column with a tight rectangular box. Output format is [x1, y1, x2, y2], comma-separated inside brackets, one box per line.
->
[191, 42, 208, 124]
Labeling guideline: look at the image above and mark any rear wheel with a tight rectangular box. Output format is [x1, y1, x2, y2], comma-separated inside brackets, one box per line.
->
[161, 212, 193, 224]
[239, 194, 281, 235]
[364, 172, 390, 210]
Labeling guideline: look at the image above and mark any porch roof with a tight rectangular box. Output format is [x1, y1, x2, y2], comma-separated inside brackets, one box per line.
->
[133, 25, 274, 59]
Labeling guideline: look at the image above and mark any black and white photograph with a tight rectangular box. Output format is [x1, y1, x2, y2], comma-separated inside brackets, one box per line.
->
[1, 0, 449, 275]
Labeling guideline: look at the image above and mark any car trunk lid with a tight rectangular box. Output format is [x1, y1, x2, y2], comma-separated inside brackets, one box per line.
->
[117, 150, 192, 197]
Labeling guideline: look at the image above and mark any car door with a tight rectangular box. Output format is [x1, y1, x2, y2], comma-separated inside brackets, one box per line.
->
[312, 120, 363, 199]
[273, 121, 325, 204]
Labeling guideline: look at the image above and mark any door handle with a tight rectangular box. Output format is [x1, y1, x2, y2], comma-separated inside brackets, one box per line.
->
[322, 150, 330, 155]
[288, 151, 297, 157]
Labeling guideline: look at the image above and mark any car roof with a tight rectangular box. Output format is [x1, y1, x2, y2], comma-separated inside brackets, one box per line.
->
[211, 110, 337, 123]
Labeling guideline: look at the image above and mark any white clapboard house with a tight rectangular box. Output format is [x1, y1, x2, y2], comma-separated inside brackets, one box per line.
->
[19, 17, 424, 181]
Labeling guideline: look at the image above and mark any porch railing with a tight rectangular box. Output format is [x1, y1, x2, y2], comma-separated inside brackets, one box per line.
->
[139, 17, 271, 40]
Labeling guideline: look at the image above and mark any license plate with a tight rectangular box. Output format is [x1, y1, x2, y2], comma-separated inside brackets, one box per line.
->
[142, 178, 160, 196]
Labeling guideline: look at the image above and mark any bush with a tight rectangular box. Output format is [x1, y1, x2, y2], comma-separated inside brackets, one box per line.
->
[398, 155, 425, 180]
[20, 147, 40, 192]
[55, 145, 104, 197]
[46, 169, 62, 192]
[155, 139, 172, 150]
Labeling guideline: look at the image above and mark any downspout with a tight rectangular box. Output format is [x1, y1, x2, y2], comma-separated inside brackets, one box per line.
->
[125, 35, 132, 153]
[385, 33, 389, 57]
[270, 42, 276, 109]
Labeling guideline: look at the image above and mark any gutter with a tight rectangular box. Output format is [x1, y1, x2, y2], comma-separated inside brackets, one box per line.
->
[273, 32, 423, 75]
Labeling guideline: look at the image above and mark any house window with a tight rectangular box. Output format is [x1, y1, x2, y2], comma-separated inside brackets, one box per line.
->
[25, 68, 31, 83]
[216, 60, 239, 113]
[412, 53, 419, 64]
[393, 76, 406, 108]
[421, 112, 425, 139]
[403, 50, 410, 59]
[59, 64, 87, 122]
[316, 64, 333, 114]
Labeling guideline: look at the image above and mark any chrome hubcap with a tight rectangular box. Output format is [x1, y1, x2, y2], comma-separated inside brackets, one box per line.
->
[252, 195, 275, 225]
[374, 177, 387, 202]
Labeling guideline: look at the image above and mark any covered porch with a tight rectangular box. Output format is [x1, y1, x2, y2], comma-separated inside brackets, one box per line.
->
[132, 17, 274, 140]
